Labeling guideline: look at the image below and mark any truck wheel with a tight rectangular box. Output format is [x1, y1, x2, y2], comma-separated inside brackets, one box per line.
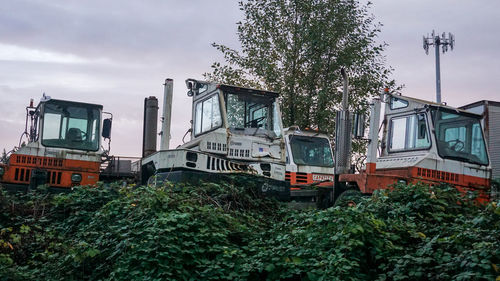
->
[491, 180, 500, 201]
[316, 187, 334, 209]
[334, 189, 362, 207]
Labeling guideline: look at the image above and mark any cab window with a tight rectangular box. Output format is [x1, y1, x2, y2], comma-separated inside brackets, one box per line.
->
[432, 109, 488, 165]
[41, 101, 100, 151]
[290, 136, 334, 167]
[390, 97, 409, 110]
[389, 113, 430, 151]
[194, 94, 222, 135]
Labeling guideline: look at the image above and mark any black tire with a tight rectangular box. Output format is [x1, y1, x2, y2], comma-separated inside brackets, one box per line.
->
[316, 187, 334, 209]
[491, 180, 500, 201]
[334, 189, 363, 207]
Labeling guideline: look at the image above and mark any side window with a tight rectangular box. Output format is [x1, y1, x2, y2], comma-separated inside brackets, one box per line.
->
[390, 97, 409, 110]
[390, 113, 430, 151]
[194, 95, 222, 135]
[91, 119, 98, 142]
[43, 113, 62, 139]
[195, 102, 202, 135]
[471, 123, 488, 163]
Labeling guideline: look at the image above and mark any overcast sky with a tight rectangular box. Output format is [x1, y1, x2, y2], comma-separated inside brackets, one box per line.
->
[1, 0, 499, 157]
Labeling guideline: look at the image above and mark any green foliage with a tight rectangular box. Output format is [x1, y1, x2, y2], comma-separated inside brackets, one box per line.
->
[1, 149, 8, 164]
[0, 182, 499, 280]
[0, 181, 282, 280]
[205, 0, 398, 136]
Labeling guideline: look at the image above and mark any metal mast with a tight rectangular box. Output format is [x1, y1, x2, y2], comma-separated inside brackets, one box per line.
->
[423, 30, 455, 103]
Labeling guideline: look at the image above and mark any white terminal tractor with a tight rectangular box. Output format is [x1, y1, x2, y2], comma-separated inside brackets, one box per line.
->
[140, 79, 289, 200]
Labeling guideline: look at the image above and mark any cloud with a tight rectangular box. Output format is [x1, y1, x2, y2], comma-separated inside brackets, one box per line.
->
[0, 43, 110, 64]
[0, 0, 241, 63]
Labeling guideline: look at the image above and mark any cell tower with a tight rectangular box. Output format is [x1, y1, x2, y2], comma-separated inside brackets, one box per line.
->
[423, 30, 455, 103]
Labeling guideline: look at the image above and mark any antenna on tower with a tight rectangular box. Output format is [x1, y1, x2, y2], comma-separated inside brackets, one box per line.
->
[423, 30, 455, 103]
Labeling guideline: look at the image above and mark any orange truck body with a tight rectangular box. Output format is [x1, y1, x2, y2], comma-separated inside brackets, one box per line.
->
[337, 91, 492, 203]
[0, 97, 107, 190]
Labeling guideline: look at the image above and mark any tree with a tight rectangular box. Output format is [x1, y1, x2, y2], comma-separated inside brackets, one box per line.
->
[205, 0, 396, 141]
[1, 149, 8, 164]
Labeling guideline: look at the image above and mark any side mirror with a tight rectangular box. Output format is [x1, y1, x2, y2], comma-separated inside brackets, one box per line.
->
[186, 80, 195, 97]
[353, 112, 366, 139]
[102, 118, 112, 139]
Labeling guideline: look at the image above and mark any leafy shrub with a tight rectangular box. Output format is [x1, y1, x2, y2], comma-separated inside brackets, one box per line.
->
[0, 182, 499, 280]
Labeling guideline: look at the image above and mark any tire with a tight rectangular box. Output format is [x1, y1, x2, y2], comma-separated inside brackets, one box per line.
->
[316, 187, 334, 209]
[334, 189, 363, 207]
[491, 180, 500, 201]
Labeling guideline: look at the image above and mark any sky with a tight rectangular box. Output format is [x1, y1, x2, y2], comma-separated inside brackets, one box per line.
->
[1, 0, 499, 157]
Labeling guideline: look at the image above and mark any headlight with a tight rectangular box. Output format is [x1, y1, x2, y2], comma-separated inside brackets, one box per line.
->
[71, 173, 82, 183]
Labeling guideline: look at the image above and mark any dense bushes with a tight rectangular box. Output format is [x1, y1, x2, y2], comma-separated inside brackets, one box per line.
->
[248, 184, 500, 280]
[1, 182, 499, 280]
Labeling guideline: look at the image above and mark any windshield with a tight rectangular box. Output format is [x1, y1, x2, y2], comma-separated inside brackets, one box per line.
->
[226, 92, 282, 137]
[41, 101, 101, 151]
[290, 136, 334, 167]
[431, 108, 488, 165]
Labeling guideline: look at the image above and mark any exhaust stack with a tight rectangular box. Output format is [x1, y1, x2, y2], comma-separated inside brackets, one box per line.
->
[334, 69, 353, 175]
[142, 96, 159, 157]
[160, 79, 173, 150]
[365, 90, 383, 174]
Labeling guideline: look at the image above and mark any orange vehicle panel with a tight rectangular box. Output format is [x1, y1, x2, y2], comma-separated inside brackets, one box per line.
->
[340, 167, 490, 203]
[285, 171, 334, 189]
[1, 154, 100, 188]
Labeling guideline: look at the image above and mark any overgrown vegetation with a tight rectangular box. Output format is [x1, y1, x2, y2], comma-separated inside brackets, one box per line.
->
[1, 182, 499, 280]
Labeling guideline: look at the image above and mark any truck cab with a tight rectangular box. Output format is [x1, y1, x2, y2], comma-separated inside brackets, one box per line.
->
[284, 127, 334, 186]
[340, 91, 491, 202]
[0, 96, 111, 189]
[181, 79, 284, 165]
[141, 79, 288, 199]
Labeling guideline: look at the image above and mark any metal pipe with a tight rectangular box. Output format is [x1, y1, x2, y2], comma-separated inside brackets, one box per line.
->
[142, 96, 158, 157]
[434, 36, 442, 103]
[334, 111, 352, 175]
[334, 68, 352, 175]
[341, 68, 349, 110]
[366, 93, 382, 174]
[160, 78, 173, 150]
